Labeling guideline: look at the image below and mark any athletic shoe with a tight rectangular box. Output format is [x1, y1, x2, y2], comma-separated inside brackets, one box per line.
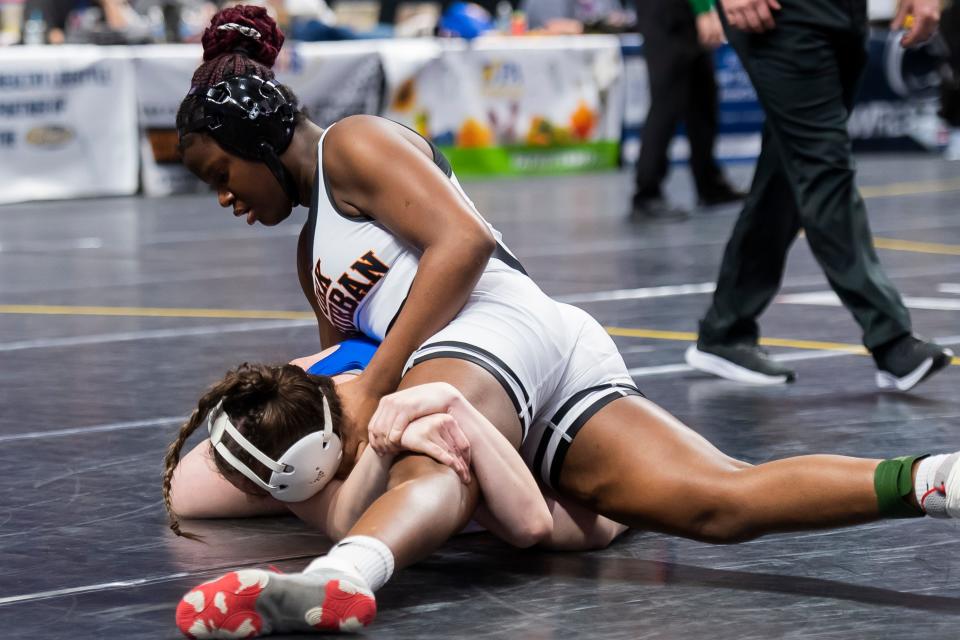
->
[685, 343, 796, 385]
[919, 452, 960, 518]
[176, 568, 376, 638]
[873, 334, 953, 392]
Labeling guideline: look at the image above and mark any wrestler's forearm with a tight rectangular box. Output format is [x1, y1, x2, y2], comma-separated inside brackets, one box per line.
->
[447, 395, 553, 547]
[326, 446, 396, 540]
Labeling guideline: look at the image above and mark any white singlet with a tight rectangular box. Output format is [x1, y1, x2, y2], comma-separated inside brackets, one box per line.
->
[306, 121, 640, 488]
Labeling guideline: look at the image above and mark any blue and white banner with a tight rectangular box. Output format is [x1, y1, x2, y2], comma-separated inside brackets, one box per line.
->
[0, 46, 138, 205]
[619, 36, 762, 166]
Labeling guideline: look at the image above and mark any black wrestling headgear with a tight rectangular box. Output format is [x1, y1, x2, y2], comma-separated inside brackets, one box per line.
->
[179, 74, 302, 206]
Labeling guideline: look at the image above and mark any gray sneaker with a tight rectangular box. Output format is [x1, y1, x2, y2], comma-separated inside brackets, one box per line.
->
[685, 343, 796, 385]
[873, 334, 953, 391]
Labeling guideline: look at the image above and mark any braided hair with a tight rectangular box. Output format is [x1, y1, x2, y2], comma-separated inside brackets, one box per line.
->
[161, 363, 342, 540]
[176, 5, 302, 154]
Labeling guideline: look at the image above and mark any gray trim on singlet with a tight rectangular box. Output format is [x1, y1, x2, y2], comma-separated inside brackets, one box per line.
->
[408, 339, 534, 438]
[304, 162, 320, 281]
[530, 382, 642, 488]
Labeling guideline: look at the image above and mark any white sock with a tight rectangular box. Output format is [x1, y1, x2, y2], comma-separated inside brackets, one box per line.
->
[304, 536, 395, 592]
[914, 454, 949, 515]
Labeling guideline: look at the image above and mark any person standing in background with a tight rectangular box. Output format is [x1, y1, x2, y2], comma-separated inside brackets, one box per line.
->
[940, 0, 960, 159]
[629, 0, 745, 221]
[686, 0, 953, 390]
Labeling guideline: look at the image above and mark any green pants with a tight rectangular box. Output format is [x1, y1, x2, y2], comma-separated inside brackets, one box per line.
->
[698, 0, 912, 351]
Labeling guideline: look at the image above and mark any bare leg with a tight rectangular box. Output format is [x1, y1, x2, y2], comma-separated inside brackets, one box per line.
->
[341, 358, 523, 568]
[344, 454, 479, 567]
[559, 395, 889, 543]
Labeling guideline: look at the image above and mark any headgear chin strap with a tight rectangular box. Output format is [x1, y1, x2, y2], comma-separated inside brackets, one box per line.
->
[206, 392, 342, 503]
[179, 74, 302, 206]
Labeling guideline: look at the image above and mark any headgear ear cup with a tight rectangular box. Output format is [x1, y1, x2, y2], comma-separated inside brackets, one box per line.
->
[269, 431, 342, 502]
[270, 390, 342, 502]
[206, 389, 342, 502]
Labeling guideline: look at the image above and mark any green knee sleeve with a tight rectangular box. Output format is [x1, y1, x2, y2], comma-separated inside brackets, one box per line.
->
[874, 454, 928, 519]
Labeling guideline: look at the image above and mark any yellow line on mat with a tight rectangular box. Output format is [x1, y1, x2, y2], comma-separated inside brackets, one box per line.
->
[0, 304, 314, 320]
[604, 327, 698, 342]
[606, 326, 866, 353]
[0, 307, 956, 365]
[605, 326, 960, 365]
[860, 177, 960, 199]
[872, 237, 960, 257]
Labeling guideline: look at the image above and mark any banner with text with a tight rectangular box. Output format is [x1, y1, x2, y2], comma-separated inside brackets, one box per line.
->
[0, 47, 138, 205]
[382, 36, 624, 176]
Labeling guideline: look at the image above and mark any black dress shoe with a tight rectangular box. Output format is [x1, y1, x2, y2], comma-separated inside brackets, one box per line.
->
[698, 187, 747, 207]
[629, 198, 689, 222]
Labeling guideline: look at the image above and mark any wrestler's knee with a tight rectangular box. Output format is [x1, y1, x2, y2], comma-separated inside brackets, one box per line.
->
[681, 472, 762, 544]
[562, 466, 760, 545]
[387, 452, 459, 490]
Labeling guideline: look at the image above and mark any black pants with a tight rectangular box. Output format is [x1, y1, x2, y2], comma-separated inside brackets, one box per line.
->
[940, 2, 960, 126]
[633, 0, 726, 201]
[698, 0, 912, 350]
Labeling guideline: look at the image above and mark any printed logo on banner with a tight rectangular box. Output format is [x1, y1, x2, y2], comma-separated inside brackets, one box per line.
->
[481, 60, 523, 98]
[25, 125, 75, 148]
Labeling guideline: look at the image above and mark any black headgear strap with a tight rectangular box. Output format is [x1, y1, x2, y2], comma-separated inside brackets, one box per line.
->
[179, 74, 302, 206]
[258, 141, 302, 207]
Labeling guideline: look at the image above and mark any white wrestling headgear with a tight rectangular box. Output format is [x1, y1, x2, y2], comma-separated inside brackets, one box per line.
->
[206, 390, 342, 503]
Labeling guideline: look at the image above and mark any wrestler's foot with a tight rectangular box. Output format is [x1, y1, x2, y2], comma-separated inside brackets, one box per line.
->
[919, 453, 960, 519]
[874, 334, 953, 392]
[176, 568, 376, 638]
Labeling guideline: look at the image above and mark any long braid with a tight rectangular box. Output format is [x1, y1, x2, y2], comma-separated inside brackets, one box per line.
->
[161, 374, 244, 541]
[161, 409, 205, 541]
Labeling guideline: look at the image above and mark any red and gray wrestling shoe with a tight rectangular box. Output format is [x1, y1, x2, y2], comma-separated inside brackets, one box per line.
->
[176, 568, 376, 638]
